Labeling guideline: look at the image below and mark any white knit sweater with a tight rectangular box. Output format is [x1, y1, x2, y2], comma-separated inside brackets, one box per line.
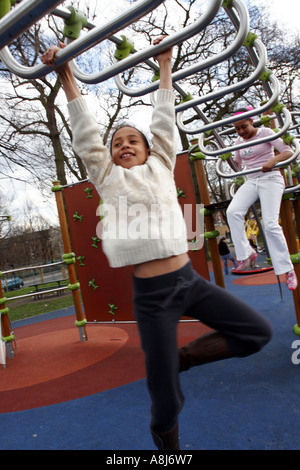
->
[68, 89, 188, 267]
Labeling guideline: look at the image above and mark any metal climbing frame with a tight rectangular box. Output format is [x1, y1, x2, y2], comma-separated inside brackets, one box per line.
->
[0, 0, 63, 49]
[0, 0, 167, 78]
[1, 0, 298, 160]
[1, 0, 300, 337]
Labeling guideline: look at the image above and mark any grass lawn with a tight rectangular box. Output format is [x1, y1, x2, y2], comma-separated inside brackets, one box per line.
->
[3, 284, 78, 322]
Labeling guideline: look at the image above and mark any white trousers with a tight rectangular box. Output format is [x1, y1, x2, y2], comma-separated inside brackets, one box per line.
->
[227, 172, 293, 275]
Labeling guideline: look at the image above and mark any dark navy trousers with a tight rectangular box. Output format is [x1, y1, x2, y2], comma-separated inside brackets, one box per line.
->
[133, 261, 272, 433]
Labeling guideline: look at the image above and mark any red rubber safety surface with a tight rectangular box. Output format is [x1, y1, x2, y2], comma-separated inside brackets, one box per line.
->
[0, 316, 211, 413]
[233, 271, 286, 286]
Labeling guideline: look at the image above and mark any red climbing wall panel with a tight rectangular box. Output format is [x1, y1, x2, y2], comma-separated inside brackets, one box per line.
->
[62, 152, 209, 322]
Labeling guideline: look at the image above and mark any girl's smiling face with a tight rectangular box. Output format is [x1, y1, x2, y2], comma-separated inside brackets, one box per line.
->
[234, 118, 257, 140]
[111, 126, 150, 169]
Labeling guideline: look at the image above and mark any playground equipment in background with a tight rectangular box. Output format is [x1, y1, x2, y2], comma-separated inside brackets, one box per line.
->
[1, 0, 300, 365]
[0, 257, 84, 368]
[246, 219, 259, 240]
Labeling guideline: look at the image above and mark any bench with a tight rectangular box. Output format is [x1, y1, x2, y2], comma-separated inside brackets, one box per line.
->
[29, 279, 69, 301]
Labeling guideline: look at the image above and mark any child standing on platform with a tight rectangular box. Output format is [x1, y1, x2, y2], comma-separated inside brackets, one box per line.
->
[227, 107, 297, 290]
[42, 40, 272, 450]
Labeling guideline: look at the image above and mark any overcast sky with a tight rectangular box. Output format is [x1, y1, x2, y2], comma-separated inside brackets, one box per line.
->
[2, 0, 300, 226]
[252, 0, 300, 31]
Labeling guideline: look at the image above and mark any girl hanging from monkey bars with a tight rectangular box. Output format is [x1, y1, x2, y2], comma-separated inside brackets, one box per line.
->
[41, 38, 272, 450]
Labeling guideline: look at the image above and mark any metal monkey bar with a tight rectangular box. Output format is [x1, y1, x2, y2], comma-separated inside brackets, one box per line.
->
[0, 0, 166, 78]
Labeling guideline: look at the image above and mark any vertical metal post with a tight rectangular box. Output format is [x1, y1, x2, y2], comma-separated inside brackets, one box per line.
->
[280, 190, 300, 331]
[52, 181, 88, 341]
[0, 276, 14, 364]
[194, 159, 225, 288]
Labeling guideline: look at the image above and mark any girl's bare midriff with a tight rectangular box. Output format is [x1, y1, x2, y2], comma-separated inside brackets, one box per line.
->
[134, 252, 189, 278]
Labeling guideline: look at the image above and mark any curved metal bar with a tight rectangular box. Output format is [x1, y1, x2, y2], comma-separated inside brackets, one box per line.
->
[215, 136, 300, 179]
[174, 0, 254, 116]
[171, 81, 228, 151]
[0, 0, 166, 79]
[205, 114, 277, 140]
[0, 0, 64, 50]
[176, 36, 267, 132]
[285, 184, 300, 194]
[229, 181, 237, 198]
[0, 45, 46, 77]
[178, 71, 281, 138]
[71, 0, 224, 86]
[114, 0, 248, 97]
[197, 106, 291, 157]
[290, 112, 300, 134]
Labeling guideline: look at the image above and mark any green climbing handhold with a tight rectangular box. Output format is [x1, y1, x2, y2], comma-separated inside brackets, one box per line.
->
[177, 188, 186, 198]
[180, 93, 193, 104]
[271, 102, 285, 114]
[88, 279, 98, 291]
[259, 68, 272, 82]
[243, 32, 258, 48]
[188, 238, 200, 251]
[108, 304, 118, 315]
[282, 133, 294, 145]
[84, 187, 93, 198]
[73, 211, 83, 222]
[259, 115, 271, 127]
[234, 176, 245, 188]
[0, 0, 11, 19]
[77, 256, 85, 266]
[91, 236, 101, 248]
[222, 0, 233, 9]
[152, 70, 160, 82]
[63, 6, 87, 39]
[114, 35, 134, 61]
